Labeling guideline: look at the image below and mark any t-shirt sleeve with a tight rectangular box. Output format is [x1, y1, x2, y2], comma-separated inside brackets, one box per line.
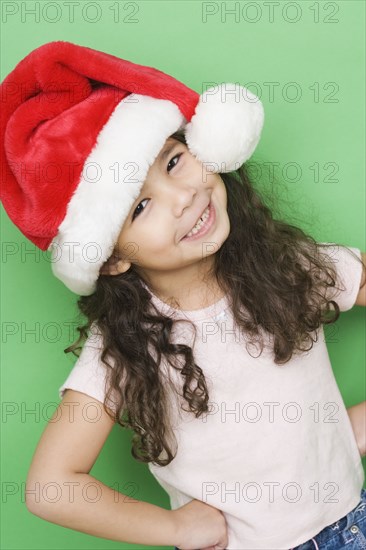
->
[317, 242, 363, 312]
[58, 326, 119, 412]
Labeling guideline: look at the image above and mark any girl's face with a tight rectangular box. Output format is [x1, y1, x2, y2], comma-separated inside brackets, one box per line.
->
[101, 136, 230, 291]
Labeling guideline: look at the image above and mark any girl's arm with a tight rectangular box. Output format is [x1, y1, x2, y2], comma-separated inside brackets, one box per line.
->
[25, 390, 178, 547]
[347, 401, 366, 457]
[355, 251, 366, 306]
[347, 254, 366, 455]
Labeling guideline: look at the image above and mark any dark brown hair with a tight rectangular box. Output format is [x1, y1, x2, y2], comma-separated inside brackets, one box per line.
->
[64, 130, 365, 466]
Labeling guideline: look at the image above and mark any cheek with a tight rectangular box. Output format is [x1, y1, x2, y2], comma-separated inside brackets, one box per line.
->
[220, 183, 228, 209]
[212, 179, 226, 207]
[138, 226, 176, 253]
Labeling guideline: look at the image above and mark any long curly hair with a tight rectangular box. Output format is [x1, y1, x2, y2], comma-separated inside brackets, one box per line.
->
[64, 129, 365, 466]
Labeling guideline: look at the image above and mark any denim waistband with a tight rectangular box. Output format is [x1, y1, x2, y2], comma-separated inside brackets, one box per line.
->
[290, 488, 366, 549]
[175, 488, 366, 550]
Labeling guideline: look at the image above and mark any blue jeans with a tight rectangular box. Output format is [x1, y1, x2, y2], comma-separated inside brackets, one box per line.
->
[174, 487, 366, 549]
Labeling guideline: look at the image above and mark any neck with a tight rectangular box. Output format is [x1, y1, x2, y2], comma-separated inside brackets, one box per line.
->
[138, 257, 225, 311]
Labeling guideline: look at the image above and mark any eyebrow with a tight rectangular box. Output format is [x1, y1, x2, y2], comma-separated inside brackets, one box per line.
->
[159, 141, 178, 166]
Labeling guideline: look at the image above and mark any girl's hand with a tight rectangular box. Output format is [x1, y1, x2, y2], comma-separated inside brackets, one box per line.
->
[347, 401, 366, 457]
[171, 498, 228, 550]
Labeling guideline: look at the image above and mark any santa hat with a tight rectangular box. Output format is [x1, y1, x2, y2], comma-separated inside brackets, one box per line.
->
[0, 41, 264, 296]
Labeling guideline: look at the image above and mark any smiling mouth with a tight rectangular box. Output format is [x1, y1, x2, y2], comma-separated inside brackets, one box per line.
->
[182, 201, 214, 240]
[186, 204, 209, 234]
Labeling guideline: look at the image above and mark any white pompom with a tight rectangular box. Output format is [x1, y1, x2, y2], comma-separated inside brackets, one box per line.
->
[184, 83, 264, 172]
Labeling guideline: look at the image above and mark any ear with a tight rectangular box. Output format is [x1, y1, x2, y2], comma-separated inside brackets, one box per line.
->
[99, 252, 131, 276]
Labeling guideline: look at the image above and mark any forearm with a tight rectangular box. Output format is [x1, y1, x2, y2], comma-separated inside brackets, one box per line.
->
[347, 401, 366, 457]
[26, 472, 177, 546]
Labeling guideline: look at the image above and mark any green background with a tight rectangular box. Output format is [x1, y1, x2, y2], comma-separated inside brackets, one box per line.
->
[1, 1, 365, 549]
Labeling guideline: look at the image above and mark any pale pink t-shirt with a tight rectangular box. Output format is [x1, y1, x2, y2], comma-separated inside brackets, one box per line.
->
[58, 243, 365, 549]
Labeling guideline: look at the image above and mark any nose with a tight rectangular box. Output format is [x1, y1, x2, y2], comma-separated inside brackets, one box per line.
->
[167, 182, 198, 218]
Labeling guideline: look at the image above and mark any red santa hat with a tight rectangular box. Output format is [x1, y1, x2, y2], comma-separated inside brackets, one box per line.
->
[0, 41, 264, 296]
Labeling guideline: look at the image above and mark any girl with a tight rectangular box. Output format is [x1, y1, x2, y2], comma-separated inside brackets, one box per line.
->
[1, 41, 365, 550]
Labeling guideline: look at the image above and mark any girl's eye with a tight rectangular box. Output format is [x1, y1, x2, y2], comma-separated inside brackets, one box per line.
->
[167, 152, 183, 173]
[132, 199, 149, 222]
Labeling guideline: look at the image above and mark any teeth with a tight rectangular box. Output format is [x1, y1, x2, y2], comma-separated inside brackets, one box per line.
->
[185, 205, 210, 237]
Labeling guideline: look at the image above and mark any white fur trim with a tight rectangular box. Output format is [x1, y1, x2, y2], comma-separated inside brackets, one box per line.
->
[48, 94, 185, 295]
[184, 83, 264, 172]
